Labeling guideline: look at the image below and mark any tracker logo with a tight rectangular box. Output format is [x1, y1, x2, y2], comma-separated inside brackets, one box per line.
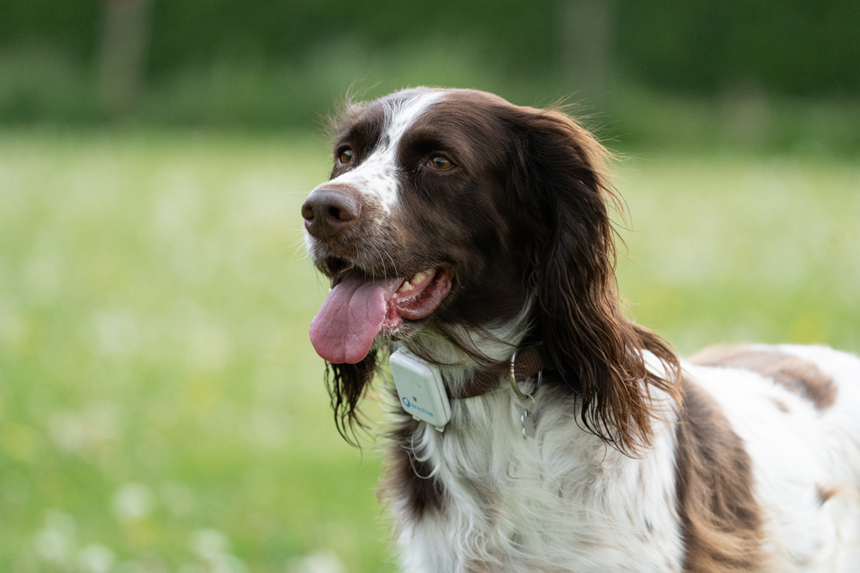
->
[401, 396, 434, 417]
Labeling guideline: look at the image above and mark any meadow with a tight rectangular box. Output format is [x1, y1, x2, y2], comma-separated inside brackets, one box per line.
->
[0, 128, 858, 573]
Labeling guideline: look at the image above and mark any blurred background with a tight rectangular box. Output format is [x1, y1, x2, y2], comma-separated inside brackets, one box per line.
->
[0, 1, 858, 572]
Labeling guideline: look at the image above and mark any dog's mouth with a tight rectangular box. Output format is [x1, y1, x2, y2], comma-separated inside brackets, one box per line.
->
[309, 262, 452, 364]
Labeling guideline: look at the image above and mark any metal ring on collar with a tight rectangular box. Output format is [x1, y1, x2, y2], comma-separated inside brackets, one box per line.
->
[509, 350, 525, 399]
[510, 349, 544, 400]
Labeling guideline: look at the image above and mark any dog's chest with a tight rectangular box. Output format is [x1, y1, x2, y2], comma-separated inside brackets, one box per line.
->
[389, 394, 686, 572]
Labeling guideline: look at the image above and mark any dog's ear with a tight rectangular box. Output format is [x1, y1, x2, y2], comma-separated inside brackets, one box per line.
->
[325, 350, 378, 446]
[504, 106, 680, 454]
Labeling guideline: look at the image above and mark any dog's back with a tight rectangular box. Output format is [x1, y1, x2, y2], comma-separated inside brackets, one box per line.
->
[687, 344, 860, 571]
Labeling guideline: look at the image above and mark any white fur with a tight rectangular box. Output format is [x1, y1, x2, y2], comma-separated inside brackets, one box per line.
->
[324, 91, 443, 213]
[383, 311, 686, 572]
[379, 342, 860, 572]
[385, 348, 685, 572]
[687, 345, 860, 572]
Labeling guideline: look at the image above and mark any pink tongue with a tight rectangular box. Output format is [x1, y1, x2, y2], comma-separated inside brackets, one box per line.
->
[310, 274, 403, 364]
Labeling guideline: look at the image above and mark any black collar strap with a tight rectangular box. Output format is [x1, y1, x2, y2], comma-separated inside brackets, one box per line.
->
[448, 343, 556, 400]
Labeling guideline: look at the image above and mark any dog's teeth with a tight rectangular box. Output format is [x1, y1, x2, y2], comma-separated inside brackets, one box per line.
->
[398, 269, 431, 294]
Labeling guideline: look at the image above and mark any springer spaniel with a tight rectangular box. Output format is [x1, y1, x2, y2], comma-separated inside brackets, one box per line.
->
[301, 88, 860, 572]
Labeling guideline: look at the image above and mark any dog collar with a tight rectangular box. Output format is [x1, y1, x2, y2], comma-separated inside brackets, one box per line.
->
[448, 343, 555, 400]
[390, 343, 555, 434]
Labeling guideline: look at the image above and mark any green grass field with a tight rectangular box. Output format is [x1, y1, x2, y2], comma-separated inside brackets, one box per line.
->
[0, 129, 858, 572]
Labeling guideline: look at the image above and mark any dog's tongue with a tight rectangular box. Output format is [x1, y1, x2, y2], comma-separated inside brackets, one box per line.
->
[310, 274, 402, 364]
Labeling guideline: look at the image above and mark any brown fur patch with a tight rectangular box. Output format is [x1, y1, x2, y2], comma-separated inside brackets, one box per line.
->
[689, 345, 836, 410]
[378, 415, 447, 523]
[675, 379, 767, 572]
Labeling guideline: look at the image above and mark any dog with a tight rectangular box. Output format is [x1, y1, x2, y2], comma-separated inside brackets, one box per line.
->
[301, 87, 860, 572]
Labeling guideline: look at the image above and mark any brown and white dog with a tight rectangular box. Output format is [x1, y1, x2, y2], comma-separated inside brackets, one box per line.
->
[301, 88, 860, 572]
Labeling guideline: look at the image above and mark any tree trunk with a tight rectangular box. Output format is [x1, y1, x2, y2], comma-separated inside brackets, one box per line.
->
[97, 0, 153, 119]
[559, 0, 615, 108]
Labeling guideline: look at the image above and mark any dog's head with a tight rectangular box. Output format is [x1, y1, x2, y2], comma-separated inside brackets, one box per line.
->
[302, 88, 678, 451]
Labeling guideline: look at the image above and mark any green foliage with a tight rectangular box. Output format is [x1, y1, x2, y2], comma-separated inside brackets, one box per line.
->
[616, 0, 860, 96]
[1, 43, 858, 155]
[0, 0, 101, 61]
[1, 0, 859, 136]
[0, 45, 98, 123]
[2, 0, 858, 98]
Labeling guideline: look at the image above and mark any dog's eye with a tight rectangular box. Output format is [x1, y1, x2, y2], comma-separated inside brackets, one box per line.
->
[338, 149, 354, 165]
[428, 157, 454, 171]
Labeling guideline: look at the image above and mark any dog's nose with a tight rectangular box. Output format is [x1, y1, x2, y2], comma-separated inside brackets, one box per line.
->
[301, 188, 363, 239]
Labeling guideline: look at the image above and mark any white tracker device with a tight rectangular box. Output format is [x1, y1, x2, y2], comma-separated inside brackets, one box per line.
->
[390, 347, 452, 432]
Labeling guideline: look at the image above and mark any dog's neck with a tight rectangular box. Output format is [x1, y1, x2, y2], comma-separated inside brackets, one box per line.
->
[402, 306, 537, 398]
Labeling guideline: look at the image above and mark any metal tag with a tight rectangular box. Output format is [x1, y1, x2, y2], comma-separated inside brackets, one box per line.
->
[521, 409, 536, 439]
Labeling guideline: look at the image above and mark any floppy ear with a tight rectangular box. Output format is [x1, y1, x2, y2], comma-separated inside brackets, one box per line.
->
[505, 106, 680, 453]
[325, 350, 378, 446]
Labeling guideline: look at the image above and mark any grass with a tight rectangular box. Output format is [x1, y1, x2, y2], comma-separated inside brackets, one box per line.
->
[0, 128, 858, 572]
[0, 129, 394, 573]
[613, 151, 860, 354]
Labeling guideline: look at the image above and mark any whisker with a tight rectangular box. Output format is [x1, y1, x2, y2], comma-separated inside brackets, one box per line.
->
[286, 242, 306, 268]
[385, 248, 400, 278]
[368, 242, 387, 280]
[286, 236, 307, 250]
